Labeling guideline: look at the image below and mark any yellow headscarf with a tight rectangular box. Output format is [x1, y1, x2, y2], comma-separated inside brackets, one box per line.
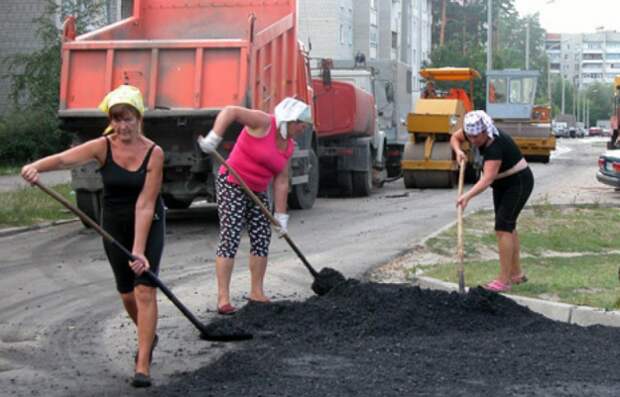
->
[98, 85, 145, 135]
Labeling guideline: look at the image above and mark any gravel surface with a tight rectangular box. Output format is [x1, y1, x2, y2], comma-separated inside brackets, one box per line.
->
[151, 281, 620, 396]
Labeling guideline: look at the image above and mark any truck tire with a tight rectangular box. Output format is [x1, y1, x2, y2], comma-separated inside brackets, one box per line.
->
[163, 195, 193, 210]
[75, 190, 102, 227]
[337, 171, 353, 196]
[289, 150, 319, 210]
[352, 146, 373, 196]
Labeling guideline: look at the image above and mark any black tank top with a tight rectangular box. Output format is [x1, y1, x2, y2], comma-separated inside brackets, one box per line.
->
[100, 137, 163, 215]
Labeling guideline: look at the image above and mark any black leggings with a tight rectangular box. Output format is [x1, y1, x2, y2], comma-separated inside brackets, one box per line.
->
[492, 167, 534, 232]
[102, 206, 165, 294]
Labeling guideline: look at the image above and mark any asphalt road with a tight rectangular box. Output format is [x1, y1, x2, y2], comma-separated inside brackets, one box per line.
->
[0, 137, 616, 396]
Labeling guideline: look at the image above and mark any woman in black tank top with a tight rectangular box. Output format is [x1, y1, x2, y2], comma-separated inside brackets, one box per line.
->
[450, 110, 534, 294]
[21, 85, 164, 388]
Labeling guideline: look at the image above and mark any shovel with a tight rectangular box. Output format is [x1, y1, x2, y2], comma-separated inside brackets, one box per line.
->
[456, 159, 466, 294]
[210, 150, 345, 295]
[33, 181, 252, 342]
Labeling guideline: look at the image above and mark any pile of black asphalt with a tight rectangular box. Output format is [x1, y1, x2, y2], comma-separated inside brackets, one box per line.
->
[154, 280, 620, 396]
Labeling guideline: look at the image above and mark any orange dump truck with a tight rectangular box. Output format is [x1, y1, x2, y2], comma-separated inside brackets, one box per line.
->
[59, 0, 318, 221]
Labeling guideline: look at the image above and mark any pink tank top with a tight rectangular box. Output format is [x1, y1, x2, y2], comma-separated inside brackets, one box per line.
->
[219, 116, 295, 192]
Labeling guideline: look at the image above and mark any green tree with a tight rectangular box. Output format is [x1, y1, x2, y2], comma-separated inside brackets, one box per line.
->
[428, 0, 550, 108]
[0, 0, 105, 165]
[584, 82, 614, 126]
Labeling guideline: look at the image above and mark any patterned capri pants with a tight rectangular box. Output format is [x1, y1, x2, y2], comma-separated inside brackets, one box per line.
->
[215, 173, 272, 258]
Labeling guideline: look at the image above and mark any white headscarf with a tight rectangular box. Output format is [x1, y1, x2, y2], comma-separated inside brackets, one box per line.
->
[463, 110, 499, 139]
[274, 97, 312, 139]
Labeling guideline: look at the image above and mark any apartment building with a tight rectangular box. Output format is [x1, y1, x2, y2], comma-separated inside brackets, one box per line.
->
[298, 0, 432, 97]
[0, 0, 130, 116]
[546, 31, 620, 87]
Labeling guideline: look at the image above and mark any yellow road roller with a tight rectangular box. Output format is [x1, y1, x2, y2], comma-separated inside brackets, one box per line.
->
[402, 67, 481, 188]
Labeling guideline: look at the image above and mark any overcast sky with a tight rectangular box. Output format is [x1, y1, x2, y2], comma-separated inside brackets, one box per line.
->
[513, 0, 620, 34]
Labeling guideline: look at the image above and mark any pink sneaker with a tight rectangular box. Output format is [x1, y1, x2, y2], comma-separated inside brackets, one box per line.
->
[482, 279, 511, 292]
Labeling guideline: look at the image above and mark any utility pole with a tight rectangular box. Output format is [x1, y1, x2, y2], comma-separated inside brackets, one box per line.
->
[525, 20, 530, 70]
[547, 61, 552, 106]
[561, 76, 565, 114]
[582, 92, 586, 127]
[576, 88, 580, 123]
[487, 0, 492, 71]
[439, 0, 447, 46]
[572, 82, 576, 117]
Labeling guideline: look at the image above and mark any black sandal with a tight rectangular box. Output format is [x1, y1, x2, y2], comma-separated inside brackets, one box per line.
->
[131, 372, 151, 388]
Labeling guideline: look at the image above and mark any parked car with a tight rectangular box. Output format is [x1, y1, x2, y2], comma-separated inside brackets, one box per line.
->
[596, 149, 620, 188]
[589, 127, 603, 136]
[568, 127, 577, 138]
[553, 126, 569, 138]
[576, 127, 587, 138]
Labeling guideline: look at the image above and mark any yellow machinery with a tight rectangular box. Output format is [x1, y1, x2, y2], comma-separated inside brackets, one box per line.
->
[402, 67, 481, 188]
[486, 70, 556, 163]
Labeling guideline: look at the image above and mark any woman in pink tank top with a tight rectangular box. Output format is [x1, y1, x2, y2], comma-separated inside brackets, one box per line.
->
[197, 98, 312, 314]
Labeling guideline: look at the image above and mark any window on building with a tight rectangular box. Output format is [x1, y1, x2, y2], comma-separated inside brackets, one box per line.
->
[392, 32, 398, 49]
[348, 25, 352, 46]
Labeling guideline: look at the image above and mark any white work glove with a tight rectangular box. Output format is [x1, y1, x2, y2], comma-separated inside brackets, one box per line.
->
[274, 212, 289, 237]
[197, 130, 222, 153]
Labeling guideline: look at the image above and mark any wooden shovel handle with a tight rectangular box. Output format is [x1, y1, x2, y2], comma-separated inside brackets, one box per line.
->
[456, 159, 466, 294]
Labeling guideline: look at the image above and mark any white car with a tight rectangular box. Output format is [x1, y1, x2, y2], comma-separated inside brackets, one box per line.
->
[597, 149, 620, 188]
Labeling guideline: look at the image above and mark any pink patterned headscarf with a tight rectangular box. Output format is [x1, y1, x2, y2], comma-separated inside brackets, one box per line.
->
[464, 110, 499, 138]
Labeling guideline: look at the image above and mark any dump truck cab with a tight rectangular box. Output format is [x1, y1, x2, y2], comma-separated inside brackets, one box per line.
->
[486, 69, 556, 163]
[402, 67, 481, 188]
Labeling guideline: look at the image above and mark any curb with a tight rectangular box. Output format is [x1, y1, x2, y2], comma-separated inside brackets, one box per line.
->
[0, 218, 80, 238]
[413, 275, 620, 328]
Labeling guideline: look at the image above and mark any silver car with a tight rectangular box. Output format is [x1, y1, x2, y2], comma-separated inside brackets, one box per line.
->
[597, 149, 620, 188]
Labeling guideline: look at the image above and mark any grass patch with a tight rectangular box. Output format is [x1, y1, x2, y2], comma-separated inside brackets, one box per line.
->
[0, 165, 20, 176]
[0, 183, 76, 227]
[424, 255, 620, 310]
[416, 205, 620, 309]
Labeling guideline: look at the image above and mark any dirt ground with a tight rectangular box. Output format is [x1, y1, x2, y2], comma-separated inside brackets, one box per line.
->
[150, 281, 620, 396]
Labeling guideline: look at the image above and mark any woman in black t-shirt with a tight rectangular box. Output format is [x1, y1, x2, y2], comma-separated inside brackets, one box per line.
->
[450, 110, 534, 293]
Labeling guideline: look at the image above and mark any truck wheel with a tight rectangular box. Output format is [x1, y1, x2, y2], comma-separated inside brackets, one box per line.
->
[75, 190, 102, 227]
[289, 150, 319, 209]
[352, 147, 373, 196]
[163, 195, 193, 210]
[337, 171, 353, 196]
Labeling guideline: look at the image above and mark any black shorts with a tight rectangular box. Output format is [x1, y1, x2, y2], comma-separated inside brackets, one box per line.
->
[101, 203, 165, 294]
[492, 167, 534, 232]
